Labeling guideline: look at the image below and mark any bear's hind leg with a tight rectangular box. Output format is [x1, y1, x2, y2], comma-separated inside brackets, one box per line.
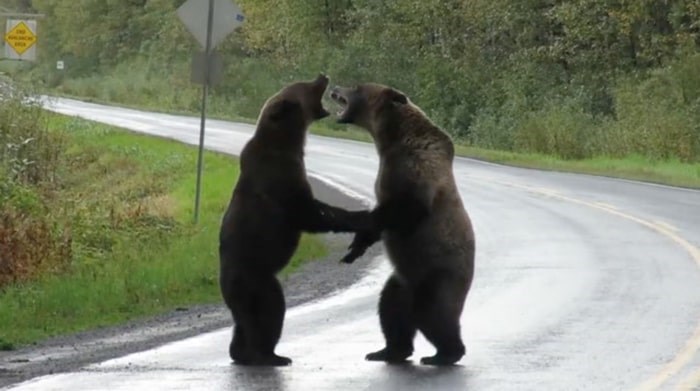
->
[226, 275, 256, 363]
[229, 324, 246, 362]
[250, 276, 291, 366]
[227, 275, 290, 366]
[414, 274, 467, 366]
[366, 274, 416, 363]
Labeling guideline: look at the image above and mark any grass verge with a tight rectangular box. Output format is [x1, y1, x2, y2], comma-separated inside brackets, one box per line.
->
[0, 114, 326, 349]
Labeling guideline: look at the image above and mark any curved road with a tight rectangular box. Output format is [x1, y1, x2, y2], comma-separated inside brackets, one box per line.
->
[6, 97, 700, 390]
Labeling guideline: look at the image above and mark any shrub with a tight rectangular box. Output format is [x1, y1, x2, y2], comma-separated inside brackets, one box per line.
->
[0, 84, 72, 286]
[0, 207, 72, 286]
[607, 58, 700, 162]
[0, 85, 66, 185]
[514, 97, 598, 160]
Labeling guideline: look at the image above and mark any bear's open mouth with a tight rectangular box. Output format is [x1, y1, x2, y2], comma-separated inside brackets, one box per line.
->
[329, 89, 348, 116]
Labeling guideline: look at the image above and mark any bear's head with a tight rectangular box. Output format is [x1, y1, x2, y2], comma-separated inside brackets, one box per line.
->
[329, 83, 408, 134]
[260, 74, 331, 127]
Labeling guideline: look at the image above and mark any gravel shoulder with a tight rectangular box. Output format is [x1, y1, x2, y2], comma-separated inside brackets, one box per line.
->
[0, 177, 382, 387]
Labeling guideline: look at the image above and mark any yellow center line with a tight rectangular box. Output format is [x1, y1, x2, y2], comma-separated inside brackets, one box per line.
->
[475, 176, 700, 390]
[595, 202, 618, 210]
[654, 220, 680, 233]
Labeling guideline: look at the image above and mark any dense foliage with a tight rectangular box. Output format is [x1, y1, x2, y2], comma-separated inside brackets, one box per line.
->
[5, 0, 700, 161]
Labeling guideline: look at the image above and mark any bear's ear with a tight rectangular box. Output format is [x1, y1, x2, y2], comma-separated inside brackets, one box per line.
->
[314, 73, 330, 89]
[383, 88, 408, 105]
[268, 99, 300, 121]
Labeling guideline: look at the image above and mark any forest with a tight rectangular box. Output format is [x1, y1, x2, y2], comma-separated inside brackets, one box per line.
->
[3, 0, 700, 162]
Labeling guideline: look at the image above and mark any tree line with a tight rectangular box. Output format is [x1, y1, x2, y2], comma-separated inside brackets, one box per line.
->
[6, 0, 700, 161]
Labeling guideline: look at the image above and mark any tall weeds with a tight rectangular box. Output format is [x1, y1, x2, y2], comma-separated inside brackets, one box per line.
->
[0, 83, 72, 285]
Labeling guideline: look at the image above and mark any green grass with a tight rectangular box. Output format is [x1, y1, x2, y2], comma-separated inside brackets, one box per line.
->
[0, 115, 326, 349]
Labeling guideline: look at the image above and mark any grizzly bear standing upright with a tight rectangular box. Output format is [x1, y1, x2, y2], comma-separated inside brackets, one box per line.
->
[219, 75, 372, 366]
[330, 83, 476, 366]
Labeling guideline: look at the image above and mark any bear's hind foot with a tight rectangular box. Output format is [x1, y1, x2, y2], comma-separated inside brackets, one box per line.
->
[233, 353, 292, 367]
[419, 352, 463, 366]
[365, 347, 412, 364]
[229, 342, 245, 362]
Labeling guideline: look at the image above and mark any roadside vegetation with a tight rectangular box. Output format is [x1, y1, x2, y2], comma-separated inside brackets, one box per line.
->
[2, 0, 698, 187]
[0, 86, 325, 349]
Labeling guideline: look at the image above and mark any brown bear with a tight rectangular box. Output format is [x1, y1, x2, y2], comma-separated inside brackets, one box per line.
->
[219, 75, 373, 366]
[329, 83, 476, 366]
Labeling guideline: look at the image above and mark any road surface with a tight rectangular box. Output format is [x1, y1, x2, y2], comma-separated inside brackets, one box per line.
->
[5, 97, 700, 390]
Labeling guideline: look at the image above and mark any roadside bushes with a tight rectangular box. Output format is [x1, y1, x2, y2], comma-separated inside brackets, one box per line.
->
[466, 53, 700, 162]
[0, 109, 186, 287]
[604, 56, 700, 162]
[0, 86, 72, 285]
[0, 208, 72, 286]
[514, 97, 599, 160]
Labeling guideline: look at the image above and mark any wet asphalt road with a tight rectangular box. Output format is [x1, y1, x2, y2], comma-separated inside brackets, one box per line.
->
[5, 97, 700, 390]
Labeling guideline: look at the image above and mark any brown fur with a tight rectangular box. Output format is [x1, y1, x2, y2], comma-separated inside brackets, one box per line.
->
[330, 83, 475, 365]
[219, 75, 372, 366]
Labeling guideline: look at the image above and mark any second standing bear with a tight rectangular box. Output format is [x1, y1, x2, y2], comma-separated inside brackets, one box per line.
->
[331, 83, 476, 366]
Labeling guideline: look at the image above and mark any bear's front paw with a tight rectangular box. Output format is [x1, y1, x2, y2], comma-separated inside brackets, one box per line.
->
[340, 230, 379, 264]
[340, 244, 367, 264]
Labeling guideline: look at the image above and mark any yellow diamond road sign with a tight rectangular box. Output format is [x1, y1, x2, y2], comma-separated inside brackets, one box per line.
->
[5, 20, 37, 56]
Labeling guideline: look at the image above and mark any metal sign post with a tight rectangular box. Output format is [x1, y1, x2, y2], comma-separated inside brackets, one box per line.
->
[193, 0, 215, 224]
[177, 0, 244, 223]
